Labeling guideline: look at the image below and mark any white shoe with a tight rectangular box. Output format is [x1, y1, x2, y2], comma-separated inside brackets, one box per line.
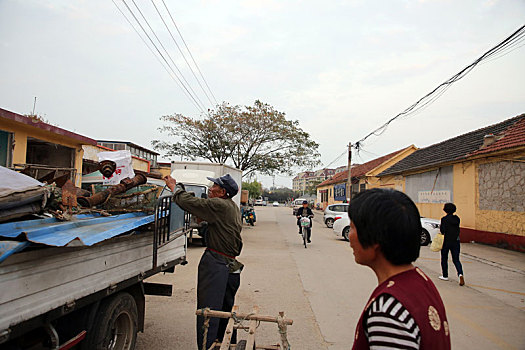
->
[438, 276, 449, 281]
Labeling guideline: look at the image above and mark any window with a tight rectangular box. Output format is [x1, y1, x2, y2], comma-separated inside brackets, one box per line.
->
[360, 183, 366, 192]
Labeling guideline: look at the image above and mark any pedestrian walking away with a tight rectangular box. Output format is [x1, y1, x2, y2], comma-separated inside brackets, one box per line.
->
[296, 200, 314, 243]
[163, 173, 243, 350]
[348, 188, 451, 350]
[439, 202, 465, 286]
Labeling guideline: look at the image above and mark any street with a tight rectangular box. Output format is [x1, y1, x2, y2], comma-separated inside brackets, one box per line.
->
[136, 206, 525, 350]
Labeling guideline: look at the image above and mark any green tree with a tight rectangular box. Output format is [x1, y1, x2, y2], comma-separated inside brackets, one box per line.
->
[262, 187, 295, 203]
[152, 100, 320, 178]
[242, 180, 262, 199]
[306, 180, 322, 196]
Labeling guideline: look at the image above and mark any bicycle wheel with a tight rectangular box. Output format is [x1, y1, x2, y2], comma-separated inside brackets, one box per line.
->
[302, 226, 307, 248]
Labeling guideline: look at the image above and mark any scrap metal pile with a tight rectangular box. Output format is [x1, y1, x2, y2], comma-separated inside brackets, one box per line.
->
[0, 161, 163, 224]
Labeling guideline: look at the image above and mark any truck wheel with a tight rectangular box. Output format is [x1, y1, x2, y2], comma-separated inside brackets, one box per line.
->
[86, 292, 138, 350]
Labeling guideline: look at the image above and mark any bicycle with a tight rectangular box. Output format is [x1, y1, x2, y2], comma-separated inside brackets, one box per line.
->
[299, 215, 311, 249]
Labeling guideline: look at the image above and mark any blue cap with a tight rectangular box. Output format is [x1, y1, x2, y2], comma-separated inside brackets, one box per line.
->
[207, 173, 239, 198]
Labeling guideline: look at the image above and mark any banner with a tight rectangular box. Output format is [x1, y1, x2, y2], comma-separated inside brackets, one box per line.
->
[334, 183, 346, 201]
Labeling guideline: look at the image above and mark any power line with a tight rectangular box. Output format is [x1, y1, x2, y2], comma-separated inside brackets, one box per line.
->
[323, 148, 348, 169]
[354, 24, 525, 150]
[112, 0, 202, 113]
[114, 0, 205, 113]
[150, 0, 216, 107]
[129, 0, 207, 111]
[161, 0, 219, 106]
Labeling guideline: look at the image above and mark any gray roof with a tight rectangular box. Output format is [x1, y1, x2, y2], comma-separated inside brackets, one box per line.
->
[379, 115, 524, 176]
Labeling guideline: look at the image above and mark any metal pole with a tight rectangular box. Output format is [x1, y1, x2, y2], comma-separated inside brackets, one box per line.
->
[346, 142, 352, 202]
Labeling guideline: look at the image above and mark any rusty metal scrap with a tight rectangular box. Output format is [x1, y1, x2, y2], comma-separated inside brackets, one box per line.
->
[99, 160, 117, 178]
[77, 173, 147, 208]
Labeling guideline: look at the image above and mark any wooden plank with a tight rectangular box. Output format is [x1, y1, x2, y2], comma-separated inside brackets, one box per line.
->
[219, 305, 239, 350]
[246, 305, 259, 350]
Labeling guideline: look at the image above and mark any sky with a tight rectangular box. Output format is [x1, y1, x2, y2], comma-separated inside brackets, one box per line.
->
[0, 0, 524, 188]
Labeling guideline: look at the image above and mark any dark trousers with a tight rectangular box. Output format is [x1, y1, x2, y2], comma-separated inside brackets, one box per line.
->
[196, 250, 240, 350]
[441, 240, 463, 278]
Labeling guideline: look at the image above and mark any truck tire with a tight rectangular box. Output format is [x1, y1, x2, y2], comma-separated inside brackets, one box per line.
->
[86, 292, 138, 350]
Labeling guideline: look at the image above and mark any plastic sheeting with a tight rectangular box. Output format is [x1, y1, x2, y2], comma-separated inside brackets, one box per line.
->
[0, 166, 43, 198]
[0, 213, 155, 263]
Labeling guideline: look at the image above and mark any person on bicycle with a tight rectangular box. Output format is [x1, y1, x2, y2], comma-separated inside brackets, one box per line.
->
[296, 200, 314, 243]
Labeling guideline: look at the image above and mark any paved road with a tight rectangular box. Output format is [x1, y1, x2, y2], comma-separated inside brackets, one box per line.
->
[137, 206, 525, 350]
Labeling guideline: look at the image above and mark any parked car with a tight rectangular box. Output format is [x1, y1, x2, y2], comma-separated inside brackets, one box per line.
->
[333, 214, 440, 245]
[420, 217, 440, 246]
[254, 199, 264, 206]
[323, 203, 349, 228]
[333, 213, 350, 241]
[272, 201, 279, 207]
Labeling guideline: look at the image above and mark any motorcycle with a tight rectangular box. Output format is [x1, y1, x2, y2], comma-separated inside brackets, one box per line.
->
[242, 206, 256, 226]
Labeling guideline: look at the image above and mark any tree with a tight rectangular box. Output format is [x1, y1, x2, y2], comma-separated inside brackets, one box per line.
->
[152, 100, 320, 178]
[242, 180, 262, 199]
[305, 180, 322, 196]
[262, 187, 295, 203]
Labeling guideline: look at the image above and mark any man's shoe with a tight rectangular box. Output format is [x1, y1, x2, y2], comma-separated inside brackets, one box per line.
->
[459, 274, 465, 286]
[307, 240, 311, 243]
[438, 276, 449, 281]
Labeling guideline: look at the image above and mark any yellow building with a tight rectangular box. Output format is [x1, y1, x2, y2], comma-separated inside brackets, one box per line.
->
[317, 146, 416, 209]
[379, 114, 525, 252]
[0, 108, 96, 187]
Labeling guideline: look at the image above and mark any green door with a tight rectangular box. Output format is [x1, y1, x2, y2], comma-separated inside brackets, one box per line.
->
[0, 130, 12, 167]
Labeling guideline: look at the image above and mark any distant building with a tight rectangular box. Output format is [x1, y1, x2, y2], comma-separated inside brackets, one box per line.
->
[316, 146, 416, 209]
[292, 168, 335, 192]
[97, 140, 159, 167]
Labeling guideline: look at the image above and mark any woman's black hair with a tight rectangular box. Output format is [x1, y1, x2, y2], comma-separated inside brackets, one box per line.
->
[348, 188, 421, 265]
[443, 202, 456, 214]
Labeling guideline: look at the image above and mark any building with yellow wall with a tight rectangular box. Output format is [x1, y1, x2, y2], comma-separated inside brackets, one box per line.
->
[378, 114, 525, 252]
[0, 108, 96, 187]
[316, 146, 416, 209]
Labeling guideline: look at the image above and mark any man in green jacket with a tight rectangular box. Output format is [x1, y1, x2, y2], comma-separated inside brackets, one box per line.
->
[163, 173, 243, 349]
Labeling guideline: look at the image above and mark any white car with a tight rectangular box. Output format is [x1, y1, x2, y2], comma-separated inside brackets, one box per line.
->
[332, 213, 351, 241]
[420, 217, 440, 246]
[333, 214, 440, 245]
[272, 201, 279, 207]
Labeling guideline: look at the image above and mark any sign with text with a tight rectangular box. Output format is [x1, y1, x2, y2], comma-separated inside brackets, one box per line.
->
[334, 183, 346, 201]
[418, 190, 451, 203]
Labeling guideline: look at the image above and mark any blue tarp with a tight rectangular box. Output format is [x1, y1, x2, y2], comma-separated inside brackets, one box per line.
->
[0, 213, 154, 263]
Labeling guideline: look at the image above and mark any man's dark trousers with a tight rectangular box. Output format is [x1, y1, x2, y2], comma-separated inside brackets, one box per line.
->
[196, 250, 240, 350]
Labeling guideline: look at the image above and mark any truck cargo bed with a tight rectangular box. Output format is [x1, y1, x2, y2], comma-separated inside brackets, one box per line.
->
[0, 230, 185, 334]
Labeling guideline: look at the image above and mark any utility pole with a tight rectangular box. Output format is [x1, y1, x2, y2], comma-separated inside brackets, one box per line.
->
[346, 142, 352, 202]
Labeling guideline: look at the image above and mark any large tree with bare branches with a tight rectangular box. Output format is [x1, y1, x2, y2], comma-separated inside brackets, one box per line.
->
[152, 100, 320, 178]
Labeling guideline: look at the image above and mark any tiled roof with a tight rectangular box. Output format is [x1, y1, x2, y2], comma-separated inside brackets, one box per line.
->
[379, 114, 525, 176]
[468, 116, 525, 157]
[317, 148, 405, 187]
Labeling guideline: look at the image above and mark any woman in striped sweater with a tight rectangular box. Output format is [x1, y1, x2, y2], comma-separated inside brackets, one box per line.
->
[348, 189, 451, 350]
